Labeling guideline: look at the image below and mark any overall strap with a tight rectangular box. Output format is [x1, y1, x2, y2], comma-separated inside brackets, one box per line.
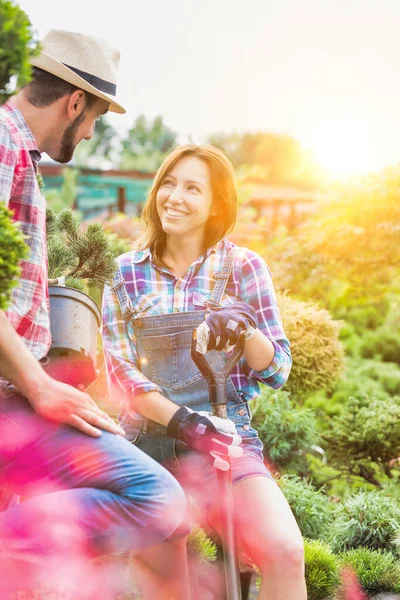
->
[205, 247, 238, 310]
[110, 267, 137, 322]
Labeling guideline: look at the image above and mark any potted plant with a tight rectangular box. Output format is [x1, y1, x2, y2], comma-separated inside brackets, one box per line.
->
[46, 208, 116, 387]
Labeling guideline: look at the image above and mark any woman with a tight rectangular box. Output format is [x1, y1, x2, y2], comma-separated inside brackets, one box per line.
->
[102, 144, 307, 599]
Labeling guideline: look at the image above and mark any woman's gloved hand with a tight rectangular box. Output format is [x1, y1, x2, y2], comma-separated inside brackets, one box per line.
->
[166, 406, 243, 471]
[195, 302, 257, 354]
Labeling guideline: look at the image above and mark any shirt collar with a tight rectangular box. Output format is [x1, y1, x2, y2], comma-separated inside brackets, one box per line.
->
[131, 239, 224, 266]
[131, 247, 152, 264]
[2, 101, 41, 159]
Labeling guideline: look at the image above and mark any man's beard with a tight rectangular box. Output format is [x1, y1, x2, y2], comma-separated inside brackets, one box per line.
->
[55, 111, 86, 164]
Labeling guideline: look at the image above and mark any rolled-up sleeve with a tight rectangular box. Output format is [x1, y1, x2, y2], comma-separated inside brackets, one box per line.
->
[239, 250, 292, 389]
[101, 283, 161, 407]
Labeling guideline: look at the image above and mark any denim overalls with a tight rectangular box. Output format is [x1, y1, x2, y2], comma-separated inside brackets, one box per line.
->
[111, 248, 265, 481]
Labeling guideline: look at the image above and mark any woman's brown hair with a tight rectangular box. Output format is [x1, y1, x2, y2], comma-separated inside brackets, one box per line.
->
[136, 144, 238, 267]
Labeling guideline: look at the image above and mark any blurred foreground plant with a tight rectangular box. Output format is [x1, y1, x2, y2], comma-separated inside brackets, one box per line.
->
[0, 203, 28, 309]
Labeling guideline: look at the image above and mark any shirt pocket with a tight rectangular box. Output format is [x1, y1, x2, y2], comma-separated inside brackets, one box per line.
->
[131, 294, 162, 318]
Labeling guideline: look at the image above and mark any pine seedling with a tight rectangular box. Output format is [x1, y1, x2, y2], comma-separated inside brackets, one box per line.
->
[47, 209, 116, 291]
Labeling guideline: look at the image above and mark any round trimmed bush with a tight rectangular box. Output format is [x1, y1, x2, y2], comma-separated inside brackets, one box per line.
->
[277, 293, 345, 400]
[338, 548, 400, 596]
[304, 539, 340, 600]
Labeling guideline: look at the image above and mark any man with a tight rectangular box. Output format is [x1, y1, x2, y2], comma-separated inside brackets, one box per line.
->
[0, 30, 189, 598]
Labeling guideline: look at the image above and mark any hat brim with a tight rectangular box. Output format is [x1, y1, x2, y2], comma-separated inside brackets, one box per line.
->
[30, 51, 126, 114]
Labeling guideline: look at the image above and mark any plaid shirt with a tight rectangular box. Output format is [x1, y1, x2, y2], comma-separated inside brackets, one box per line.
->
[102, 238, 292, 405]
[0, 101, 50, 365]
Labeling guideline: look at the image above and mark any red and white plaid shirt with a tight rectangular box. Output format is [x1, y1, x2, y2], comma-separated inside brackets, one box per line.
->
[0, 101, 51, 368]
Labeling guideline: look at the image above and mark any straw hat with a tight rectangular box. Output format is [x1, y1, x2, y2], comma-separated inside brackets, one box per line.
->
[30, 29, 126, 114]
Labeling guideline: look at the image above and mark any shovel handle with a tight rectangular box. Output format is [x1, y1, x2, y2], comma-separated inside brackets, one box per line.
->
[191, 330, 246, 413]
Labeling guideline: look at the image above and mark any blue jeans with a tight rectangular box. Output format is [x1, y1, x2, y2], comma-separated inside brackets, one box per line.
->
[0, 392, 188, 593]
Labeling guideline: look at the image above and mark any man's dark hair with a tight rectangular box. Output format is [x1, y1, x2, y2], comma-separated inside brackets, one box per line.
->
[24, 67, 98, 110]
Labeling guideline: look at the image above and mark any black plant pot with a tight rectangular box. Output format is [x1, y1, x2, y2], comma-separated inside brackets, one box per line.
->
[47, 285, 101, 387]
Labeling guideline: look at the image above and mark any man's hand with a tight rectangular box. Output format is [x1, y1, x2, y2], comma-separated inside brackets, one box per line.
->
[196, 302, 257, 354]
[166, 407, 243, 471]
[29, 376, 125, 438]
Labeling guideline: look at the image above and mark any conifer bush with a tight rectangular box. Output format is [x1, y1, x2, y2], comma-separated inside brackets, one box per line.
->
[323, 395, 400, 484]
[277, 293, 344, 400]
[278, 475, 332, 540]
[251, 388, 319, 473]
[338, 548, 400, 596]
[0, 203, 28, 310]
[328, 490, 400, 554]
[304, 539, 339, 600]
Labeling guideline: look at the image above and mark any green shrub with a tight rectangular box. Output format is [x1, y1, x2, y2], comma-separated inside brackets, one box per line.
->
[277, 293, 345, 400]
[278, 475, 332, 540]
[328, 490, 400, 554]
[360, 327, 400, 365]
[323, 395, 400, 484]
[251, 388, 319, 473]
[338, 548, 400, 596]
[304, 539, 339, 600]
[187, 527, 217, 563]
[0, 203, 28, 310]
[336, 303, 388, 334]
[348, 359, 400, 397]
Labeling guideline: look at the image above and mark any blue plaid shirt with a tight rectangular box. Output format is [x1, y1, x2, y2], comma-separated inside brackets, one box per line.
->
[102, 238, 292, 405]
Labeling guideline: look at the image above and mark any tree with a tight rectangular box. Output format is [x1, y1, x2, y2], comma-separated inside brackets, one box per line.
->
[0, 0, 36, 309]
[0, 0, 38, 103]
[119, 114, 178, 171]
[74, 116, 119, 168]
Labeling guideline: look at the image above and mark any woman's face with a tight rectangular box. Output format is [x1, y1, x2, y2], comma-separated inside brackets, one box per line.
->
[156, 155, 215, 245]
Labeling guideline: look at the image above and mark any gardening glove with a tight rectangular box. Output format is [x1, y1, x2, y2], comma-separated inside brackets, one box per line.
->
[166, 407, 243, 471]
[196, 302, 257, 354]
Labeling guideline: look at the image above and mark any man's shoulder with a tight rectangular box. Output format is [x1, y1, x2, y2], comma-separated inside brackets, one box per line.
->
[0, 107, 22, 152]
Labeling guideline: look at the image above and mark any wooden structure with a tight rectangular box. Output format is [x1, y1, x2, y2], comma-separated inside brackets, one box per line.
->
[246, 184, 325, 231]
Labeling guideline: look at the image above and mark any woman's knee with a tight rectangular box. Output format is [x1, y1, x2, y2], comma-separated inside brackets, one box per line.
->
[258, 537, 305, 575]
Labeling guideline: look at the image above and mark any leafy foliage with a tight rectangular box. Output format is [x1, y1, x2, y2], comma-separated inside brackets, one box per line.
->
[269, 174, 400, 315]
[278, 475, 332, 540]
[323, 394, 400, 484]
[47, 209, 116, 290]
[328, 490, 400, 554]
[360, 327, 400, 365]
[277, 293, 345, 400]
[304, 539, 339, 600]
[0, 203, 28, 309]
[0, 0, 39, 103]
[251, 388, 319, 473]
[338, 548, 400, 596]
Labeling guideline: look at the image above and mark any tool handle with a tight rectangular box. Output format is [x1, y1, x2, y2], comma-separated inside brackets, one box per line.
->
[191, 330, 246, 409]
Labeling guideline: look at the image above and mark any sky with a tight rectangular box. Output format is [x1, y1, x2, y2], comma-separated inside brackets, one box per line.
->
[16, 0, 400, 177]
